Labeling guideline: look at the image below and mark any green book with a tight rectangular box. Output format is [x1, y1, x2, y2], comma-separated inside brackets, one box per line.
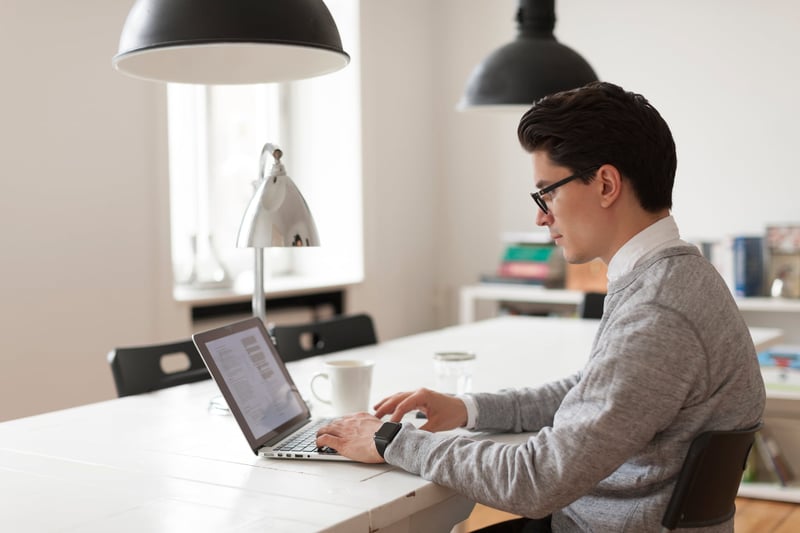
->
[502, 245, 554, 263]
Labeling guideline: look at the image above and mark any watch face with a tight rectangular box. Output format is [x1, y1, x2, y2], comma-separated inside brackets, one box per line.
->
[376, 422, 401, 439]
[374, 422, 402, 459]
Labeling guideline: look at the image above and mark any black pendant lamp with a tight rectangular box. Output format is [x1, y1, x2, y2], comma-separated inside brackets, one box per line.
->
[459, 0, 597, 111]
[112, 0, 350, 84]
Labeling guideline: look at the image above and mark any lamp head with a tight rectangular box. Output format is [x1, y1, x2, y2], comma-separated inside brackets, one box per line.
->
[113, 0, 350, 84]
[236, 144, 320, 249]
[459, 0, 597, 112]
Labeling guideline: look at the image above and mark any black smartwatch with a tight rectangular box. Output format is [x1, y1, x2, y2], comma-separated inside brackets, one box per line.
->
[374, 421, 402, 458]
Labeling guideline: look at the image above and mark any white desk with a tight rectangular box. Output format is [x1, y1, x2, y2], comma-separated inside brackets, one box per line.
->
[0, 317, 785, 532]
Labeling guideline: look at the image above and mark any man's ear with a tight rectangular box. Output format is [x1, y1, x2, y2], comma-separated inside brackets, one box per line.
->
[597, 164, 623, 208]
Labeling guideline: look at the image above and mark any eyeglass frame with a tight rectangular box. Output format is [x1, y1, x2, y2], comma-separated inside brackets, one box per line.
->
[530, 165, 601, 215]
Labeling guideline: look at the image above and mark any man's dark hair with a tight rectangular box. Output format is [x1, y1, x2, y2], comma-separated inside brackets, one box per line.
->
[517, 81, 676, 212]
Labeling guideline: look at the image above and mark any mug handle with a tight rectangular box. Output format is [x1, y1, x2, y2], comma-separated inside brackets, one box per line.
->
[310, 372, 331, 404]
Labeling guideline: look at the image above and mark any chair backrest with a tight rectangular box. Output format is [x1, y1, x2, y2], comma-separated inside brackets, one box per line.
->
[270, 313, 378, 363]
[661, 424, 761, 531]
[107, 339, 211, 397]
[578, 291, 606, 319]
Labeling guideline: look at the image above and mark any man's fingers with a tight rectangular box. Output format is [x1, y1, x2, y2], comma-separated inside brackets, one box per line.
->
[316, 433, 341, 449]
[392, 393, 428, 418]
[313, 413, 384, 463]
[374, 392, 411, 417]
[373, 401, 395, 418]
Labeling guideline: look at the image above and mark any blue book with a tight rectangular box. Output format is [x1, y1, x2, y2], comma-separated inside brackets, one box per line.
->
[733, 236, 764, 297]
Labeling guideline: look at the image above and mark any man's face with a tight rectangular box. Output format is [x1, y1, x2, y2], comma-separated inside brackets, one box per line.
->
[531, 151, 605, 264]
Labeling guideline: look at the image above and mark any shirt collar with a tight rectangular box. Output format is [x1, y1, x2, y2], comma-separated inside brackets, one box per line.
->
[607, 215, 687, 282]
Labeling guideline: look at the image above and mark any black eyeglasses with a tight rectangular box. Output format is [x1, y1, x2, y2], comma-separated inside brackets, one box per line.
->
[530, 165, 600, 215]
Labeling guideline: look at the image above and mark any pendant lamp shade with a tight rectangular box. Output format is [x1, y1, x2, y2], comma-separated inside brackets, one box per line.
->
[113, 0, 350, 84]
[459, 0, 597, 111]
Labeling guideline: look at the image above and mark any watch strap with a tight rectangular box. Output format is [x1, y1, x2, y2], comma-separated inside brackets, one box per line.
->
[374, 421, 402, 458]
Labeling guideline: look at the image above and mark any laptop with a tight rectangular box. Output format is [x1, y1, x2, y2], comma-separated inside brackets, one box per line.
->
[192, 316, 349, 461]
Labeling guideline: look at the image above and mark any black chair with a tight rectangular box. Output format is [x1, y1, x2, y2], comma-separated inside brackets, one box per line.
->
[107, 339, 211, 397]
[661, 424, 761, 531]
[578, 291, 606, 319]
[270, 313, 378, 362]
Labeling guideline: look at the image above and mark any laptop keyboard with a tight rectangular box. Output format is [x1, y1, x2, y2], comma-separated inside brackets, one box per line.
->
[273, 419, 333, 453]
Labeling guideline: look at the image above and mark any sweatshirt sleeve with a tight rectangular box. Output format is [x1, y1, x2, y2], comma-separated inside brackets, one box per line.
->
[469, 373, 580, 432]
[384, 305, 708, 518]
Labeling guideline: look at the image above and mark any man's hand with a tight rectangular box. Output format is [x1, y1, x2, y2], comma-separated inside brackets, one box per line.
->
[374, 388, 468, 432]
[316, 413, 385, 463]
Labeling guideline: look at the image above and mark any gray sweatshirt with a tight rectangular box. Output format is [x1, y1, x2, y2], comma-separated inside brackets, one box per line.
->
[385, 246, 765, 532]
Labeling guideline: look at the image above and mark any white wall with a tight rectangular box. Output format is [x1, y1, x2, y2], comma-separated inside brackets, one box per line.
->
[348, 0, 441, 340]
[0, 1, 187, 420]
[2, 0, 799, 420]
[433, 0, 800, 323]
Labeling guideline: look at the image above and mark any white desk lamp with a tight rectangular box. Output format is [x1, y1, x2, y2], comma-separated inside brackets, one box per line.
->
[113, 0, 345, 323]
[236, 143, 320, 323]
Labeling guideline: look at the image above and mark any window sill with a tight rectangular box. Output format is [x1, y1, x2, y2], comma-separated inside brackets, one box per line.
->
[173, 272, 362, 306]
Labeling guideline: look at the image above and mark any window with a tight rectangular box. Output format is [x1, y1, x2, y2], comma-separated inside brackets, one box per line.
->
[167, 0, 362, 299]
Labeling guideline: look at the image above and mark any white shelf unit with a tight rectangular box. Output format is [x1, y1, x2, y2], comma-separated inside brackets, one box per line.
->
[737, 482, 800, 503]
[459, 285, 583, 324]
[738, 390, 800, 502]
[735, 297, 800, 346]
[736, 297, 800, 313]
[459, 283, 800, 502]
[736, 300, 800, 503]
[460, 285, 800, 342]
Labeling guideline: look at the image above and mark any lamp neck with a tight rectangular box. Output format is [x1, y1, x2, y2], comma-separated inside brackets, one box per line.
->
[517, 0, 556, 38]
[258, 142, 286, 182]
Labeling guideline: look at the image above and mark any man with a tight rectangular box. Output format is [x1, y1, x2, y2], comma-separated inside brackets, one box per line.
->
[316, 82, 765, 532]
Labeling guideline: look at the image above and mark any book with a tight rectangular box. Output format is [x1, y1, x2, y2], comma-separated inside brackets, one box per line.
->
[479, 274, 545, 286]
[490, 235, 564, 288]
[502, 244, 556, 263]
[497, 261, 551, 279]
[733, 236, 765, 297]
[754, 426, 795, 486]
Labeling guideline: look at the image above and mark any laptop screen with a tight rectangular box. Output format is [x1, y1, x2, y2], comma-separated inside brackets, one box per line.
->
[193, 317, 311, 453]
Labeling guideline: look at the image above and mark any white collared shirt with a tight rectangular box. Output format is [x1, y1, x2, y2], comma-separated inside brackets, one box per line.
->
[606, 215, 687, 282]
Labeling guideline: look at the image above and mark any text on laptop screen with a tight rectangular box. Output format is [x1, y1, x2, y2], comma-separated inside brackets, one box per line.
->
[205, 326, 304, 437]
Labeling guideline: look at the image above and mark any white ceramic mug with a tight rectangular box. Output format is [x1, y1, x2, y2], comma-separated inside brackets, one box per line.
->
[310, 359, 374, 415]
